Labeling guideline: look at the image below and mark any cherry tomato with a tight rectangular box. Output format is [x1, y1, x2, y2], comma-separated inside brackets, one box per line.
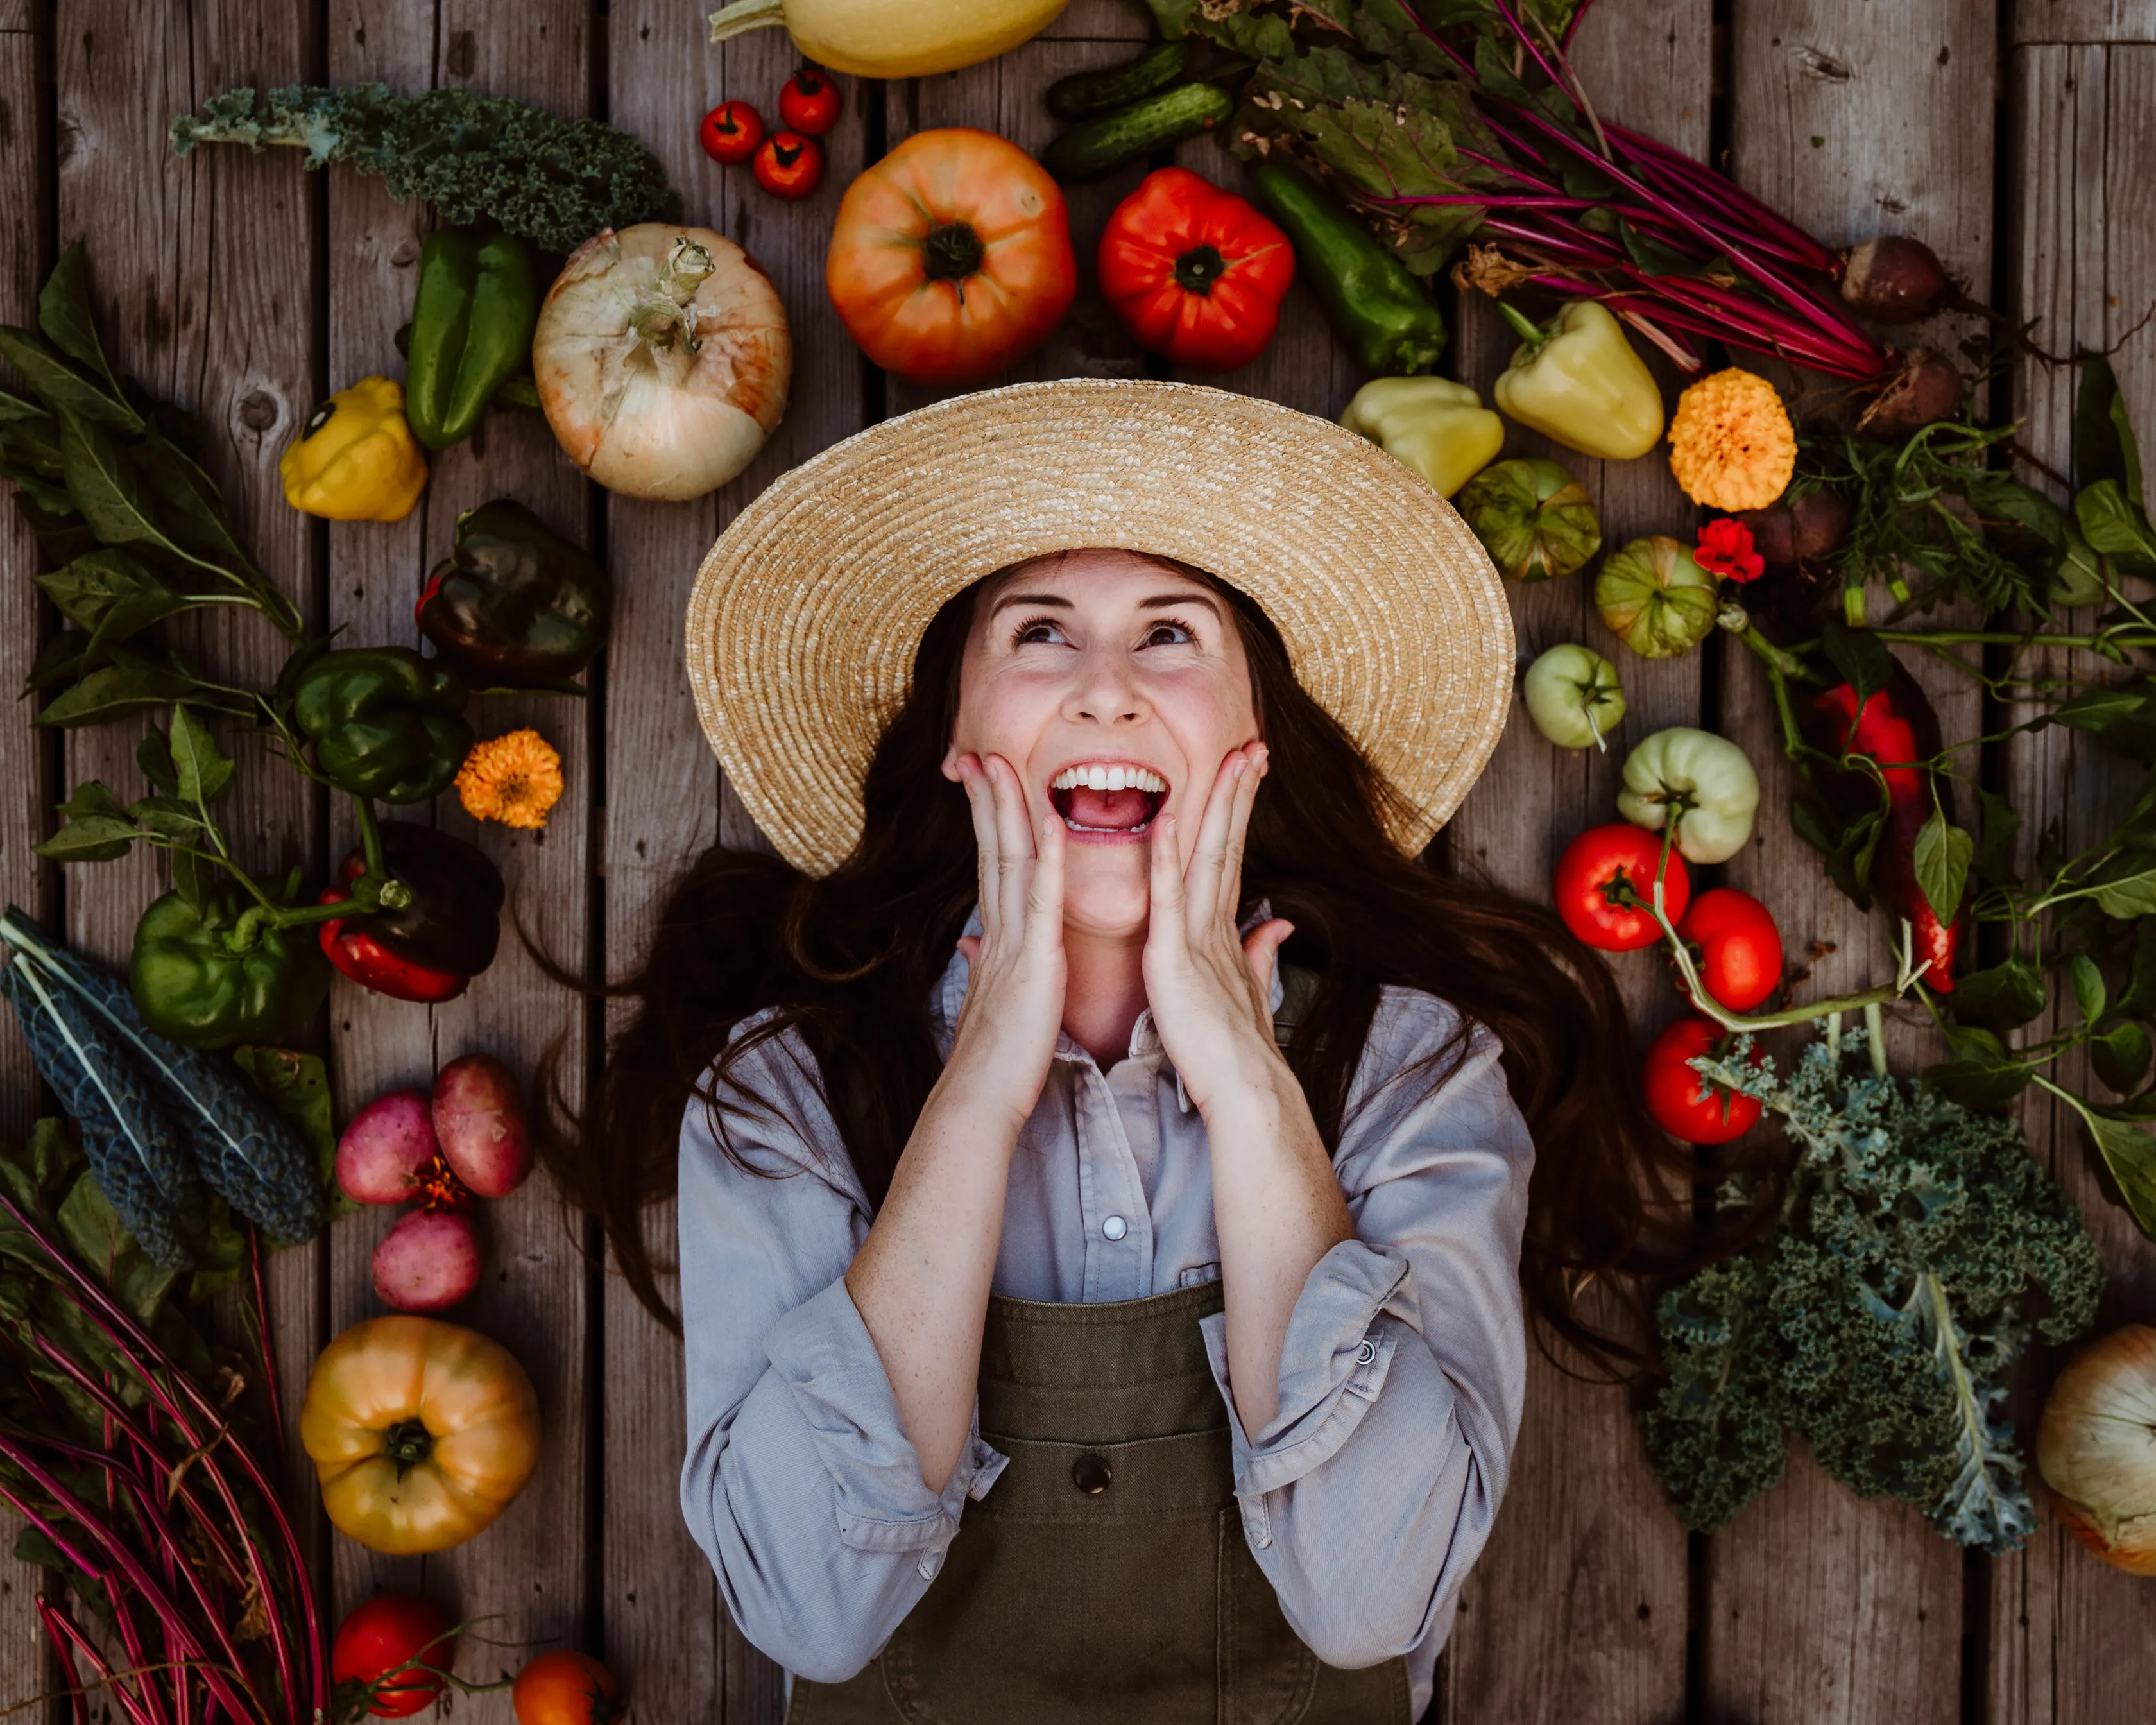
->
[753, 132, 825, 200]
[513, 1651, 626, 1725]
[332, 1594, 456, 1719]
[699, 99, 764, 165]
[1553, 823, 1691, 952]
[778, 66, 842, 136]
[1641, 1017, 1763, 1146]
[1675, 888, 1784, 1012]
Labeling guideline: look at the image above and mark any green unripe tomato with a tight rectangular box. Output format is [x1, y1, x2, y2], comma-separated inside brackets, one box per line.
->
[1523, 643, 1627, 751]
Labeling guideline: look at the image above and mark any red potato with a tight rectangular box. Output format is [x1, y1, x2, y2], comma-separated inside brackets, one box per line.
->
[433, 1054, 533, 1199]
[336, 1091, 441, 1206]
[372, 1208, 483, 1313]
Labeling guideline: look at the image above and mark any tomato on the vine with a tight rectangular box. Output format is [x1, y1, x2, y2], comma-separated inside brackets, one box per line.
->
[1641, 1017, 1763, 1145]
[754, 132, 825, 200]
[513, 1651, 626, 1725]
[1553, 823, 1690, 952]
[331, 1594, 456, 1719]
[1675, 888, 1784, 1012]
[778, 66, 842, 135]
[698, 100, 764, 166]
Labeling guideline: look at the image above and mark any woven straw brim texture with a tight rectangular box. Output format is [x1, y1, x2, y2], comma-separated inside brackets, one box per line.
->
[685, 379, 1514, 879]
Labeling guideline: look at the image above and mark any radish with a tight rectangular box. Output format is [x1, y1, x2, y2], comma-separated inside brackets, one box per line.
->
[336, 1090, 441, 1206]
[371, 1208, 482, 1313]
[432, 1053, 533, 1199]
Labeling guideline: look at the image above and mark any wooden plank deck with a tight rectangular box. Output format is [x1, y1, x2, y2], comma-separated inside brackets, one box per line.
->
[1, 0, 2153, 1719]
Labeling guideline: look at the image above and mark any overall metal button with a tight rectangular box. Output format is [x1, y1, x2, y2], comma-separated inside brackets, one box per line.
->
[1072, 1452, 1112, 1495]
[1100, 1214, 1128, 1241]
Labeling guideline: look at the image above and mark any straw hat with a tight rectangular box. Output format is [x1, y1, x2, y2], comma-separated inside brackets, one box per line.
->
[685, 379, 1514, 878]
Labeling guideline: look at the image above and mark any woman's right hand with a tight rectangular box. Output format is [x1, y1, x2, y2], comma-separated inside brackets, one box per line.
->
[945, 753, 1067, 1132]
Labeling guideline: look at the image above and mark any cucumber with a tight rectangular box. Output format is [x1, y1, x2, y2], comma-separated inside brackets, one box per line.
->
[1044, 43, 1189, 122]
[1040, 83, 1236, 185]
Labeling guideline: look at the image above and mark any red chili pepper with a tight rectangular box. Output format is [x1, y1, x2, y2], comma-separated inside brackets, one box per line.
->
[1818, 683, 1960, 990]
[778, 67, 841, 137]
[699, 100, 765, 166]
[1097, 167, 1296, 372]
[753, 132, 825, 200]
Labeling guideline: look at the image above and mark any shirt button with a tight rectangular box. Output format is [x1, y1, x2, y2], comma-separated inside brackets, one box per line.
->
[1101, 1215, 1128, 1241]
[1072, 1453, 1112, 1495]
[1356, 1338, 1378, 1365]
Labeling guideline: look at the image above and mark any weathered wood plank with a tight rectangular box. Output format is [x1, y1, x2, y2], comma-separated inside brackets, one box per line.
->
[320, 0, 592, 1704]
[1710, 3, 1999, 1720]
[2015, 0, 2156, 43]
[1989, 37, 2156, 1725]
[1439, 3, 1706, 1718]
[1041, 0, 1149, 42]
[597, 17, 869, 1722]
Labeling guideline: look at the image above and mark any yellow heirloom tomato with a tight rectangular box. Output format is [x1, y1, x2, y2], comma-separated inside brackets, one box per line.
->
[300, 1315, 540, 1555]
[280, 375, 429, 522]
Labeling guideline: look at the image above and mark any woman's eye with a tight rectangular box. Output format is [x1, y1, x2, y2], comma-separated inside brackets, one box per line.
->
[1142, 619, 1197, 648]
[1012, 615, 1068, 646]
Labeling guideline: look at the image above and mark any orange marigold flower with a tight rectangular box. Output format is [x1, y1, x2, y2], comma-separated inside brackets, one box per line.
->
[1667, 368, 1797, 512]
[456, 728, 564, 831]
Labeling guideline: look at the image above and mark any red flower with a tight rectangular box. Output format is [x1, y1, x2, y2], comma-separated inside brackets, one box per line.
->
[1695, 516, 1767, 583]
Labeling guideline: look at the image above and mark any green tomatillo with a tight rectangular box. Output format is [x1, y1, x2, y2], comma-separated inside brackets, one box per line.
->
[130, 874, 334, 1048]
[1455, 458, 1602, 581]
[1617, 726, 1761, 864]
[1523, 643, 1626, 751]
[1595, 535, 1721, 659]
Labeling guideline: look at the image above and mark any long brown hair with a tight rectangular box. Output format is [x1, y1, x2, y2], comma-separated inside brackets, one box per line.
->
[556, 564, 1698, 1373]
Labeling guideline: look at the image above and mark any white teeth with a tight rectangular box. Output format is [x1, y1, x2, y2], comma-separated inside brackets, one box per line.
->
[1106, 766, 1126, 791]
[1087, 766, 1108, 791]
[1049, 765, 1167, 793]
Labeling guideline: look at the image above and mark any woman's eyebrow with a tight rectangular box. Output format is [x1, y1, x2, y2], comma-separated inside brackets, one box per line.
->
[1140, 592, 1222, 619]
[988, 590, 1072, 615]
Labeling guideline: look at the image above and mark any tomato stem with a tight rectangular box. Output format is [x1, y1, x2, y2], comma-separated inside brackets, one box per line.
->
[922, 223, 985, 282]
[1172, 243, 1228, 295]
[381, 1418, 436, 1479]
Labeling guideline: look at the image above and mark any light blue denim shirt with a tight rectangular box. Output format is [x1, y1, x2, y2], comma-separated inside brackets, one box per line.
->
[677, 934, 1534, 1718]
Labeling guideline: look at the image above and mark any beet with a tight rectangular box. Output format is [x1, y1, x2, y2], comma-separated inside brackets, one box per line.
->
[1839, 236, 1949, 325]
[372, 1208, 483, 1313]
[335, 1090, 440, 1206]
[1856, 348, 1964, 440]
[432, 1053, 533, 1199]
[1740, 490, 1853, 567]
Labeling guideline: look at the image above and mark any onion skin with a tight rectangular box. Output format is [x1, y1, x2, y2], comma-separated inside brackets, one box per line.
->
[2038, 1323, 2156, 1575]
[1839, 236, 1949, 325]
[535, 223, 791, 501]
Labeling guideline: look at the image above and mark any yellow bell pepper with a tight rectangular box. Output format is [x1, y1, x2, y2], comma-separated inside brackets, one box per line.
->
[280, 375, 429, 522]
[1339, 377, 1505, 499]
[299, 1315, 541, 1555]
[1492, 300, 1664, 462]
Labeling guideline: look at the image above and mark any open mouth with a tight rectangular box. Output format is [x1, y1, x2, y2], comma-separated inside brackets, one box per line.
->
[1048, 764, 1169, 837]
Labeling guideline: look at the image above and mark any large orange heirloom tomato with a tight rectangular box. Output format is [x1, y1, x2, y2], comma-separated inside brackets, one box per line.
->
[300, 1315, 541, 1555]
[826, 127, 1077, 385]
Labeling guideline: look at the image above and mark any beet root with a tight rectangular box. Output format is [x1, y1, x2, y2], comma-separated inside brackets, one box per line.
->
[1856, 348, 1964, 440]
[336, 1090, 441, 1206]
[372, 1208, 483, 1313]
[1840, 236, 1949, 325]
[433, 1052, 533, 1199]
[1740, 489, 1853, 568]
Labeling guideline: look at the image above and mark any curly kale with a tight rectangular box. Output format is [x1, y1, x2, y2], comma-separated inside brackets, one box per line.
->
[170, 83, 676, 256]
[1639, 1032, 2103, 1553]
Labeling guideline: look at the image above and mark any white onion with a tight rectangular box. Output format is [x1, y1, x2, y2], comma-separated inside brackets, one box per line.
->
[534, 223, 791, 502]
[2038, 1323, 2156, 1575]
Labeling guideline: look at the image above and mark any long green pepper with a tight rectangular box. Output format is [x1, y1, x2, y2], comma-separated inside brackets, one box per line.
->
[1251, 162, 1448, 375]
[404, 227, 539, 452]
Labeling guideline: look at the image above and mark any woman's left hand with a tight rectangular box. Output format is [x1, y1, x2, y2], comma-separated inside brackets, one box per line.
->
[1143, 742, 1295, 1115]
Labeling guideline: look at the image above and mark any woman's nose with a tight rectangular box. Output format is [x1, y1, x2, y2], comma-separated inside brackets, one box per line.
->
[1065, 648, 1147, 725]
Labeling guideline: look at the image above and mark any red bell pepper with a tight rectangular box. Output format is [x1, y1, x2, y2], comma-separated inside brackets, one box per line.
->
[1097, 167, 1294, 372]
[1818, 683, 1960, 991]
[318, 821, 506, 1004]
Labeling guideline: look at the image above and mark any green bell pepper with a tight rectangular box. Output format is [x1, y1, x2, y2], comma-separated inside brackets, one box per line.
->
[404, 228, 540, 452]
[130, 875, 333, 1049]
[292, 647, 474, 803]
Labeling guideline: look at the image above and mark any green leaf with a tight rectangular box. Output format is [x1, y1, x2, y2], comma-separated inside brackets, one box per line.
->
[1949, 961, 2048, 1034]
[137, 725, 178, 795]
[1974, 787, 2023, 884]
[37, 244, 131, 412]
[124, 796, 208, 839]
[1923, 1058, 2035, 1111]
[2071, 953, 2107, 1025]
[2092, 1020, 2153, 1094]
[2075, 480, 2156, 575]
[56, 411, 178, 556]
[57, 780, 126, 820]
[134, 426, 261, 585]
[2093, 862, 2156, 920]
[57, 1171, 178, 1321]
[33, 657, 198, 728]
[2116, 920, 2156, 1018]
[0, 388, 40, 422]
[170, 845, 213, 914]
[1913, 809, 1974, 926]
[33, 814, 139, 862]
[1822, 621, 1896, 703]
[0, 327, 141, 430]
[167, 705, 234, 805]
[2081, 1109, 2156, 1238]
[36, 548, 189, 651]
[2075, 355, 2134, 495]
[230, 1045, 347, 1224]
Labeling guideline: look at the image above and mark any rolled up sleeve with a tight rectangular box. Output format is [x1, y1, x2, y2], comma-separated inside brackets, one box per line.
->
[678, 1023, 1004, 1683]
[1201, 990, 1533, 1670]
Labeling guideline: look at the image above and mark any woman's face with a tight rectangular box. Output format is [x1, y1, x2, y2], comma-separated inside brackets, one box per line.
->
[943, 549, 1259, 938]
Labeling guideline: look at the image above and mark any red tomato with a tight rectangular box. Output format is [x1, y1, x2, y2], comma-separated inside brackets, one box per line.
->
[1642, 1017, 1763, 1145]
[1097, 167, 1295, 371]
[699, 99, 764, 166]
[332, 1594, 456, 1719]
[754, 132, 825, 200]
[778, 67, 842, 136]
[513, 1651, 626, 1725]
[1553, 823, 1691, 952]
[1676, 888, 1784, 1012]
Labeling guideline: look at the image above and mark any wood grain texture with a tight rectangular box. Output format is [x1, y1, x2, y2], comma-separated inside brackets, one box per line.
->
[1438, 6, 1706, 1720]
[1989, 39, 2156, 1725]
[1709, 4, 2000, 1721]
[2015, 0, 2156, 42]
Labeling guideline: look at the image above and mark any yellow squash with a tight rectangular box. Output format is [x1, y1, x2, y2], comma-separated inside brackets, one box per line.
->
[706, 0, 1070, 80]
[300, 1315, 541, 1556]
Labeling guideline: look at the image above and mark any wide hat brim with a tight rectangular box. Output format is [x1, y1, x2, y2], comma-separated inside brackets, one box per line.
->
[685, 379, 1514, 878]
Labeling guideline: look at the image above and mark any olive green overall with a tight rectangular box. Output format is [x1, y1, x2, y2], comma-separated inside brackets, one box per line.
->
[786, 1281, 1413, 1724]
